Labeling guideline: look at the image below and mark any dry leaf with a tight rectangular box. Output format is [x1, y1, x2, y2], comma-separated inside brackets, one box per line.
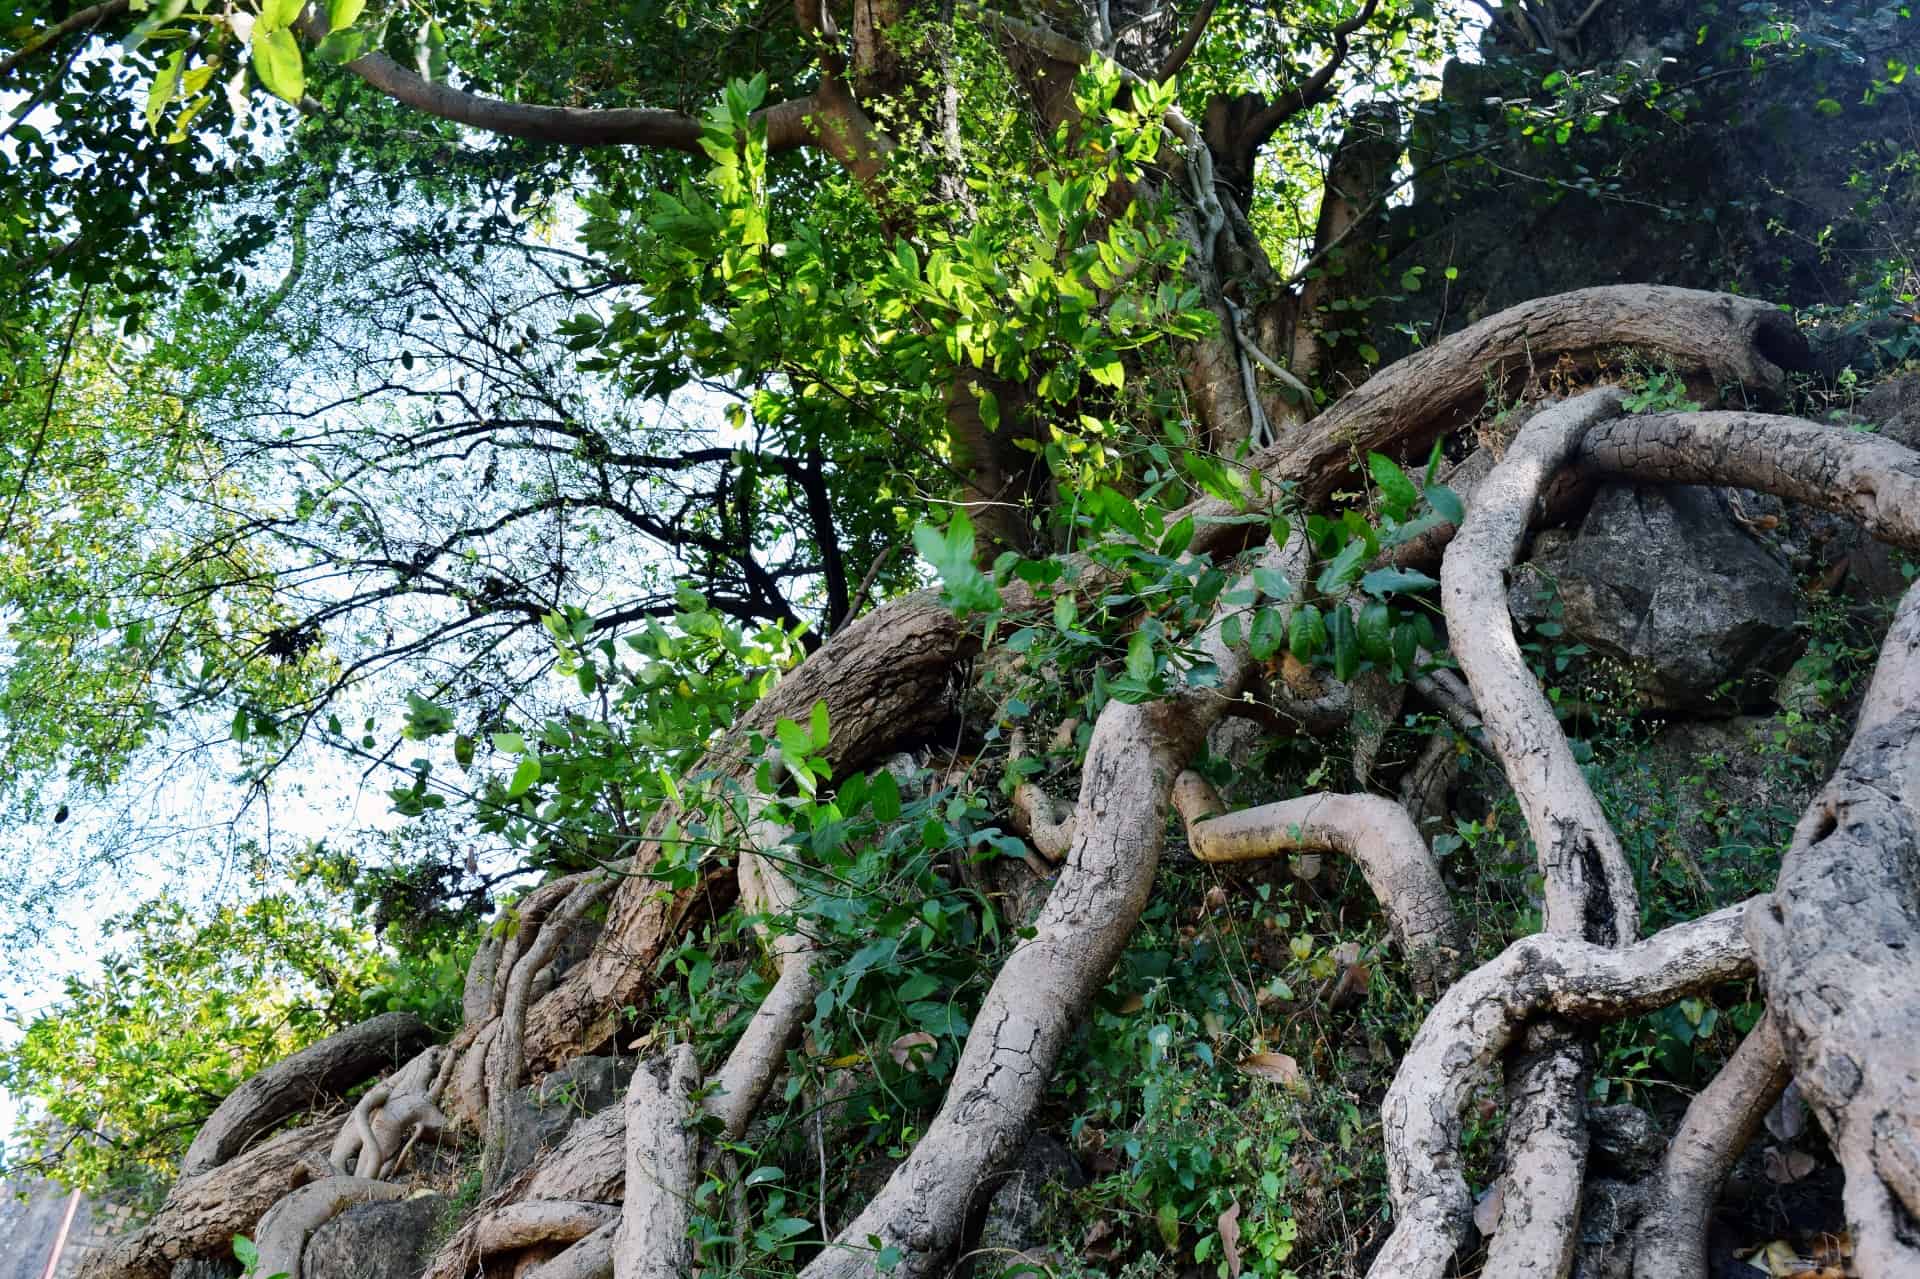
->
[1473, 1183, 1504, 1237]
[1238, 1051, 1305, 1091]
[1205, 885, 1230, 911]
[889, 1031, 936, 1071]
[1217, 1201, 1244, 1279]
[1082, 1218, 1120, 1261]
[1763, 1147, 1817, 1184]
[1115, 992, 1145, 1014]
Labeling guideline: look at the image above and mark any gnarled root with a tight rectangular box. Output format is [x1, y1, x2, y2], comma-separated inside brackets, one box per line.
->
[1747, 580, 1920, 1274]
[1370, 902, 1757, 1279]
[1634, 1014, 1789, 1279]
[178, 1011, 430, 1178]
[801, 538, 1310, 1279]
[252, 1176, 411, 1279]
[1171, 770, 1462, 992]
[525, 1221, 616, 1279]
[614, 1045, 702, 1279]
[1006, 728, 1076, 862]
[328, 1045, 449, 1179]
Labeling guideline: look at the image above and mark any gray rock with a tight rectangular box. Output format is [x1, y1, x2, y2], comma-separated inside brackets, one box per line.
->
[970, 1134, 1085, 1277]
[170, 1261, 238, 1279]
[496, 1055, 631, 1185]
[1587, 1105, 1664, 1178]
[1509, 483, 1797, 708]
[1572, 1178, 1645, 1279]
[303, 1196, 441, 1279]
[1859, 372, 1920, 451]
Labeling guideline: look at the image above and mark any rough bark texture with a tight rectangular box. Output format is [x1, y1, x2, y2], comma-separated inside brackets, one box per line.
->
[1634, 1015, 1790, 1279]
[1747, 580, 1920, 1274]
[1482, 1024, 1591, 1279]
[613, 1046, 701, 1279]
[83, 1119, 340, 1279]
[252, 1176, 409, 1279]
[518, 590, 971, 1074]
[1578, 410, 1920, 552]
[178, 1012, 428, 1178]
[802, 538, 1311, 1279]
[1370, 902, 1757, 1279]
[1172, 772, 1462, 991]
[1441, 387, 1639, 945]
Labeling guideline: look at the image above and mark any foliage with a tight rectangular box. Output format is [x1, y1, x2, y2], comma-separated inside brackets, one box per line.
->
[0, 885, 402, 1197]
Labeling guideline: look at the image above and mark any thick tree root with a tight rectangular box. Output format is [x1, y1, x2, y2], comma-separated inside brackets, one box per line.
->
[525, 1221, 616, 1279]
[1440, 386, 1640, 946]
[327, 1045, 448, 1179]
[1170, 770, 1461, 991]
[1634, 1015, 1789, 1279]
[800, 539, 1310, 1279]
[252, 1176, 411, 1279]
[614, 1045, 701, 1279]
[1747, 581, 1920, 1274]
[1370, 902, 1757, 1279]
[178, 1011, 430, 1178]
[1006, 729, 1076, 861]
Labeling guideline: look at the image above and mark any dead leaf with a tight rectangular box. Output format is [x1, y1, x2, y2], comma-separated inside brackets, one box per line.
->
[1217, 1201, 1244, 1279]
[1115, 992, 1144, 1014]
[1474, 1182, 1504, 1237]
[1081, 1218, 1119, 1262]
[1237, 1051, 1305, 1091]
[1763, 1147, 1817, 1184]
[889, 1031, 936, 1071]
[1205, 885, 1230, 911]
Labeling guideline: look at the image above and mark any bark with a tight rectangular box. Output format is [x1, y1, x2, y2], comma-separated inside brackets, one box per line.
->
[1370, 902, 1757, 1279]
[1634, 1015, 1790, 1279]
[178, 1011, 429, 1177]
[1747, 580, 1920, 1274]
[525, 1221, 617, 1279]
[1482, 1023, 1591, 1279]
[1440, 387, 1639, 946]
[252, 1176, 410, 1279]
[1185, 285, 1810, 535]
[1577, 410, 1920, 551]
[1171, 771, 1462, 992]
[801, 536, 1312, 1279]
[516, 590, 971, 1076]
[471, 1201, 619, 1254]
[328, 1046, 448, 1179]
[83, 1120, 340, 1279]
[613, 1046, 702, 1279]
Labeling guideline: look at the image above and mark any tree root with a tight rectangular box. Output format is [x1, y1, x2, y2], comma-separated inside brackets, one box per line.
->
[178, 1011, 430, 1178]
[252, 1176, 411, 1279]
[328, 1045, 448, 1179]
[1634, 1014, 1789, 1279]
[613, 1045, 701, 1279]
[1006, 728, 1075, 862]
[1170, 770, 1461, 992]
[1440, 386, 1640, 946]
[1370, 902, 1757, 1279]
[800, 538, 1310, 1279]
[525, 1221, 617, 1279]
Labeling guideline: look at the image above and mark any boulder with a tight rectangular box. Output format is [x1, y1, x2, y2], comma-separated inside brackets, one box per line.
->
[1509, 482, 1796, 708]
[495, 1055, 630, 1185]
[969, 1134, 1085, 1278]
[1858, 371, 1920, 451]
[303, 1196, 442, 1279]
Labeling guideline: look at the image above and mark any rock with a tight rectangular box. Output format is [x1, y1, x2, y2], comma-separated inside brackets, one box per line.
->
[1587, 1105, 1664, 1178]
[969, 1134, 1085, 1277]
[1509, 483, 1797, 708]
[303, 1195, 442, 1279]
[1571, 1178, 1644, 1279]
[170, 1261, 238, 1279]
[495, 1055, 631, 1185]
[1858, 372, 1920, 451]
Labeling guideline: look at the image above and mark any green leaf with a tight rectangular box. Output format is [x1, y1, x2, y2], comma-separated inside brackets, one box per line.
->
[1156, 1200, 1181, 1250]
[744, 1165, 786, 1187]
[871, 769, 902, 823]
[1315, 539, 1368, 595]
[1289, 604, 1325, 662]
[1359, 566, 1439, 597]
[809, 699, 830, 751]
[776, 716, 811, 767]
[506, 756, 541, 798]
[327, 0, 365, 32]
[1125, 630, 1155, 684]
[1425, 483, 1465, 526]
[252, 26, 305, 103]
[1368, 452, 1420, 520]
[492, 731, 526, 755]
[233, 1238, 260, 1269]
[257, 0, 304, 31]
[1328, 606, 1359, 681]
[1357, 601, 1392, 663]
[1158, 514, 1194, 558]
[145, 50, 183, 131]
[453, 733, 474, 768]
[912, 510, 999, 615]
[1252, 566, 1293, 601]
[1087, 352, 1125, 390]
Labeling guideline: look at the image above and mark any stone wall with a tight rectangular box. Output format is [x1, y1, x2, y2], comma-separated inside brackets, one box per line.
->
[0, 1179, 138, 1279]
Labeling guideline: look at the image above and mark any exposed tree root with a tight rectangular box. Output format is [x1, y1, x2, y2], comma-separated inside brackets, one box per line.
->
[1747, 580, 1920, 1274]
[82, 1119, 341, 1279]
[525, 1221, 616, 1279]
[487, 873, 617, 1191]
[327, 1045, 448, 1179]
[1371, 902, 1757, 1279]
[252, 1176, 411, 1279]
[1634, 1015, 1790, 1279]
[800, 538, 1310, 1279]
[472, 1200, 619, 1255]
[614, 1045, 702, 1279]
[1440, 386, 1640, 946]
[1170, 770, 1461, 992]
[1006, 728, 1076, 862]
[178, 1011, 429, 1178]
